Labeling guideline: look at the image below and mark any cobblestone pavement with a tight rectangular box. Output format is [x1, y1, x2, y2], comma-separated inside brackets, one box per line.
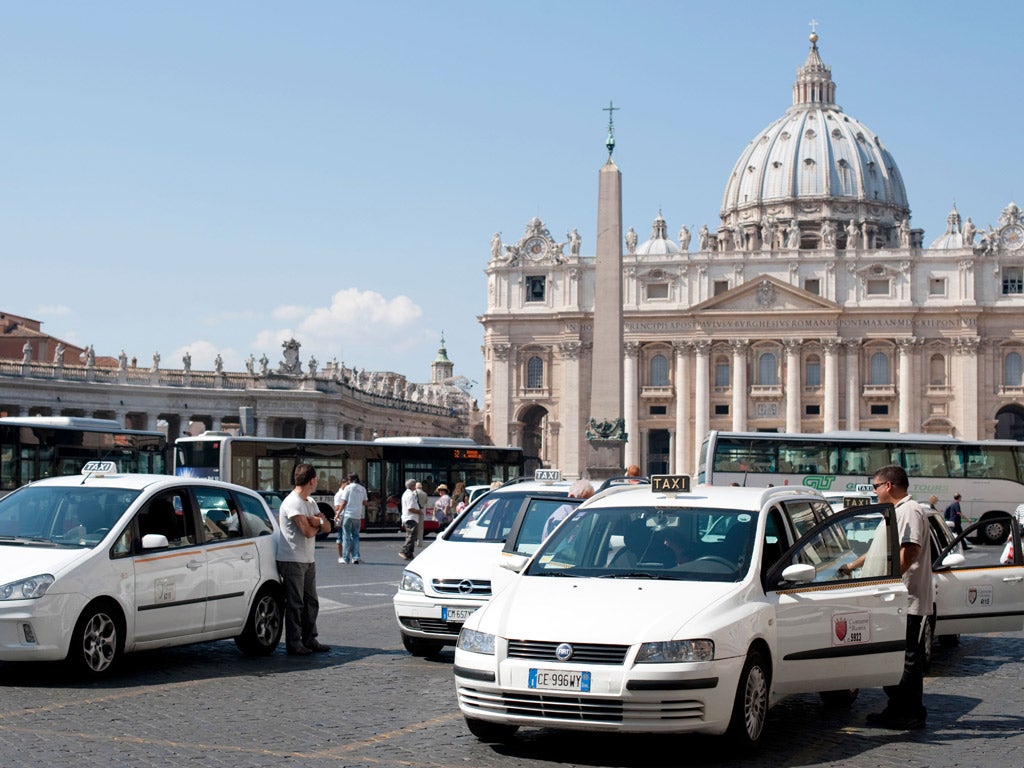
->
[2, 538, 1022, 768]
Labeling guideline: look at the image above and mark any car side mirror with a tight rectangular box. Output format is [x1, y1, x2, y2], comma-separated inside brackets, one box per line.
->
[781, 563, 816, 583]
[941, 552, 966, 568]
[141, 533, 170, 549]
[500, 553, 529, 573]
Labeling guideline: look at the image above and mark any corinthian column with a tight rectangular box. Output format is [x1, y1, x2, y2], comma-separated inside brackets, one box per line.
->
[623, 342, 640, 468]
[822, 337, 841, 432]
[953, 337, 981, 439]
[491, 343, 513, 446]
[844, 339, 861, 431]
[731, 340, 749, 431]
[693, 341, 710, 465]
[674, 341, 691, 474]
[558, 341, 584, 477]
[783, 339, 802, 433]
[896, 338, 918, 433]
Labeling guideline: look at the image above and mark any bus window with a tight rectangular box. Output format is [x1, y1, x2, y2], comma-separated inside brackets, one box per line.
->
[903, 445, 948, 477]
[838, 443, 895, 477]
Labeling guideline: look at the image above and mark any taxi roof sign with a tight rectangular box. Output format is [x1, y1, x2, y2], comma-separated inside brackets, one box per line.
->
[651, 474, 691, 493]
[534, 468, 561, 483]
[81, 460, 118, 476]
[854, 483, 874, 493]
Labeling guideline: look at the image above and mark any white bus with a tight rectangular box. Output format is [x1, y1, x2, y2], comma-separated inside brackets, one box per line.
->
[174, 433, 523, 531]
[698, 430, 1024, 545]
[1, 416, 167, 494]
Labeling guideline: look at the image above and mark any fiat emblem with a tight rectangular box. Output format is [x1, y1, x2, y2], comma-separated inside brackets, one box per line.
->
[555, 643, 574, 661]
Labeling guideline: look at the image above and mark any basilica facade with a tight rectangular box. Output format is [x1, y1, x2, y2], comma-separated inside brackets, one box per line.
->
[481, 34, 1024, 479]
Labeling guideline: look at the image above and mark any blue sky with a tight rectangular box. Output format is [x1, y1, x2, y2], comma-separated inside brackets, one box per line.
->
[3, 1, 1022, 399]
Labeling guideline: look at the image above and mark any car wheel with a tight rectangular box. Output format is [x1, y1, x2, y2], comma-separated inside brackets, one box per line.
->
[235, 586, 284, 655]
[819, 689, 859, 707]
[726, 649, 770, 751]
[68, 601, 122, 676]
[401, 632, 445, 657]
[921, 614, 935, 673]
[465, 717, 518, 743]
[938, 634, 960, 648]
[980, 517, 1009, 546]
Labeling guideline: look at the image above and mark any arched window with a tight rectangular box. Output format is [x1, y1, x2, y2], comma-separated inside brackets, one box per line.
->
[526, 356, 543, 389]
[649, 354, 669, 386]
[714, 356, 730, 387]
[869, 351, 890, 385]
[757, 352, 778, 385]
[805, 355, 821, 387]
[929, 354, 947, 387]
[1005, 352, 1023, 387]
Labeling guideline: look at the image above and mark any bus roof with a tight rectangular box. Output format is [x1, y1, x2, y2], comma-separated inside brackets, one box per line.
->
[0, 416, 164, 436]
[373, 436, 487, 447]
[706, 430, 1023, 446]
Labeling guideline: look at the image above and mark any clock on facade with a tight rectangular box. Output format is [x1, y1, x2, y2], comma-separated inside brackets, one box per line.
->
[524, 237, 547, 259]
[1000, 224, 1024, 250]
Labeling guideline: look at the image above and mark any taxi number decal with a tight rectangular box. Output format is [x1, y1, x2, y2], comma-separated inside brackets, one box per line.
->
[967, 585, 994, 606]
[831, 611, 870, 646]
[154, 577, 176, 603]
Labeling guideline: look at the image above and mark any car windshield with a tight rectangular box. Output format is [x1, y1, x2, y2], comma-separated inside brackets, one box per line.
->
[447, 489, 568, 543]
[0, 485, 140, 548]
[524, 505, 759, 582]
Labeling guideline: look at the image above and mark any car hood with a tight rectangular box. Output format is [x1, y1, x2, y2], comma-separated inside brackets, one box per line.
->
[403, 537, 504, 581]
[474, 575, 743, 642]
[0, 545, 90, 583]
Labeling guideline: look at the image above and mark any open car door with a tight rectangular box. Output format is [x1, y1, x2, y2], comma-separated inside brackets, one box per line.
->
[933, 512, 1024, 636]
[492, 495, 584, 594]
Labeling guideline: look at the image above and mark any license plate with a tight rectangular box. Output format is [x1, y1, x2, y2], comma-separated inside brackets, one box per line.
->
[441, 606, 476, 622]
[528, 668, 591, 692]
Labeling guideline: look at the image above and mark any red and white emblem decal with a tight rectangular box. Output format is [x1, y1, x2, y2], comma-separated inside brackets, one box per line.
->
[968, 587, 978, 604]
[834, 618, 848, 641]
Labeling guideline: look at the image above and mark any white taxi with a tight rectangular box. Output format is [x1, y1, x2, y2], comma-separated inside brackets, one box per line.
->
[454, 477, 1024, 749]
[394, 470, 595, 656]
[0, 463, 284, 676]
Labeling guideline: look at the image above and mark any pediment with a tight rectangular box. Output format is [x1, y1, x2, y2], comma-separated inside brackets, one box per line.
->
[690, 276, 840, 314]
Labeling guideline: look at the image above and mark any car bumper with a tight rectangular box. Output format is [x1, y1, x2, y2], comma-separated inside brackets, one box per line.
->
[0, 593, 83, 662]
[393, 592, 486, 642]
[453, 650, 744, 735]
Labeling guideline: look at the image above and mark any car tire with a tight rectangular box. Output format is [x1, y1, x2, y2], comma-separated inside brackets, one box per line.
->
[980, 517, 1009, 546]
[235, 586, 284, 655]
[401, 632, 445, 657]
[465, 717, 518, 743]
[67, 601, 123, 676]
[726, 649, 770, 752]
[938, 634, 960, 648]
[819, 688, 859, 707]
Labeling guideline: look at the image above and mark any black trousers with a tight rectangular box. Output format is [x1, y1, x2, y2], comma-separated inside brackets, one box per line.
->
[883, 613, 926, 718]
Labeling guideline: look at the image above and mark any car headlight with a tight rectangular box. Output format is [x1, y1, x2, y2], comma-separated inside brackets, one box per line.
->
[0, 574, 55, 601]
[399, 570, 424, 593]
[636, 639, 715, 663]
[457, 628, 495, 655]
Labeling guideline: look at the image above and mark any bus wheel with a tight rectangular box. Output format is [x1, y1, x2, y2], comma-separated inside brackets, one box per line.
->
[980, 517, 1009, 546]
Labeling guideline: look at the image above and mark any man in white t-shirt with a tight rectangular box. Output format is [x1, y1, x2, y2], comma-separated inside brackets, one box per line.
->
[332, 476, 349, 563]
[337, 473, 368, 564]
[399, 479, 422, 560]
[276, 463, 331, 656]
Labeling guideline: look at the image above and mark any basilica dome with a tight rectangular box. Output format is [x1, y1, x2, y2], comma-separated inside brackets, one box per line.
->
[635, 211, 681, 255]
[719, 34, 910, 251]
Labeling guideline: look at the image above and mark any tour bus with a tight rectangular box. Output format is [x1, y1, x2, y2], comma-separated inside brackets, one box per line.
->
[0, 416, 168, 494]
[698, 430, 1024, 544]
[174, 433, 524, 531]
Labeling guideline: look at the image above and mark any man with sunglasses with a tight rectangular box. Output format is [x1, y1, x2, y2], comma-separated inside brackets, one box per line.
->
[866, 465, 933, 730]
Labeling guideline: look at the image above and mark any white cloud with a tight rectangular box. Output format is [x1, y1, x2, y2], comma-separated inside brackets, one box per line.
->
[171, 340, 244, 371]
[250, 289, 432, 375]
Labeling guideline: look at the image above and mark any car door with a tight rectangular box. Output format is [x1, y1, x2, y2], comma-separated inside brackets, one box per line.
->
[193, 486, 261, 634]
[492, 495, 582, 594]
[933, 512, 1024, 636]
[767, 503, 908, 696]
[132, 489, 207, 643]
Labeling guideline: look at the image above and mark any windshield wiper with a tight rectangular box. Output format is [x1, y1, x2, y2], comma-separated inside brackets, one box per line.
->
[534, 569, 580, 577]
[0, 536, 58, 547]
[598, 571, 674, 580]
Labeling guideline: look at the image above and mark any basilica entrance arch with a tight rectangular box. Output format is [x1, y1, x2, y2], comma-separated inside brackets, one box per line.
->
[995, 404, 1024, 440]
[517, 404, 548, 474]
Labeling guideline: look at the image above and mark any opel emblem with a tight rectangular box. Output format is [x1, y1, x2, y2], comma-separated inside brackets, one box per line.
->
[458, 579, 475, 595]
[555, 643, 573, 661]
